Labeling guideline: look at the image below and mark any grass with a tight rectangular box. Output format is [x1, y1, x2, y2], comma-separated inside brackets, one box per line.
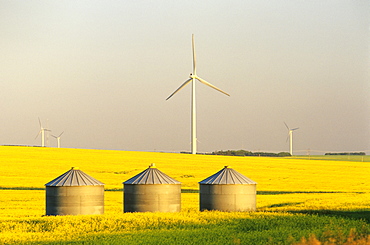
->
[1, 212, 369, 244]
[5, 214, 369, 245]
[0, 146, 369, 244]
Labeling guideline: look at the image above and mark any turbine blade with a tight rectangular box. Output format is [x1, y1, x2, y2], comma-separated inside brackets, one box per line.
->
[292, 127, 299, 131]
[192, 34, 196, 75]
[196, 76, 230, 96]
[38, 117, 42, 128]
[35, 130, 41, 139]
[286, 133, 290, 143]
[58, 131, 64, 137]
[166, 78, 192, 100]
[284, 122, 289, 130]
[51, 135, 57, 138]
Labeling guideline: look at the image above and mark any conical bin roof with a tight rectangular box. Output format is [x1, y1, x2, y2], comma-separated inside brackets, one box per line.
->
[199, 166, 257, 185]
[123, 163, 180, 184]
[45, 167, 104, 186]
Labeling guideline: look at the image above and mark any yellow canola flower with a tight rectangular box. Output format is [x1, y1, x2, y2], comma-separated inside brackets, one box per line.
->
[0, 146, 369, 244]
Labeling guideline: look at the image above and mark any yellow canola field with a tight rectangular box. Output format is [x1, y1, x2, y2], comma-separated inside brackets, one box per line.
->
[1, 190, 370, 219]
[0, 211, 297, 244]
[0, 146, 370, 244]
[0, 146, 369, 218]
[1, 146, 369, 192]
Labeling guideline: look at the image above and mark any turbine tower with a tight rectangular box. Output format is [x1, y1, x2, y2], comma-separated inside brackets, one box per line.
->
[51, 132, 64, 148]
[166, 34, 230, 154]
[284, 122, 299, 156]
[35, 118, 51, 147]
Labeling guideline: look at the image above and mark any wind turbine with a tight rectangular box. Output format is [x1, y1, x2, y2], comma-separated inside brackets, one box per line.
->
[284, 122, 299, 156]
[166, 34, 230, 154]
[35, 118, 51, 147]
[51, 132, 64, 148]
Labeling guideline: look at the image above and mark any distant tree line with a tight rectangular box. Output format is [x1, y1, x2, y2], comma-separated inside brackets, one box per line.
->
[325, 152, 366, 155]
[210, 150, 291, 157]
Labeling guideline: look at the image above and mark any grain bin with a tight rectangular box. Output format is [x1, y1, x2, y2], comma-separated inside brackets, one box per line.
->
[123, 163, 181, 213]
[45, 167, 104, 216]
[199, 166, 257, 212]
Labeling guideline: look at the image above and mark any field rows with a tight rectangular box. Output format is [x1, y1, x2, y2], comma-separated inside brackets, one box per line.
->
[1, 146, 369, 192]
[0, 146, 369, 244]
[1, 190, 370, 218]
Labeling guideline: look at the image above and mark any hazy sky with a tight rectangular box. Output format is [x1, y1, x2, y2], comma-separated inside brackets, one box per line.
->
[1, 1, 369, 154]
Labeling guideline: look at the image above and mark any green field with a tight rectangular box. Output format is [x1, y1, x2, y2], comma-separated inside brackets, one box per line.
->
[0, 146, 369, 244]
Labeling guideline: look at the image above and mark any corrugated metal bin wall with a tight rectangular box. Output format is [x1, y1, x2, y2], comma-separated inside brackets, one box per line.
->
[123, 163, 181, 213]
[45, 167, 104, 216]
[199, 166, 257, 212]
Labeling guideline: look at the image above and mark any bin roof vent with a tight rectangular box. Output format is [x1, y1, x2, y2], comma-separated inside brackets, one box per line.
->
[199, 166, 256, 185]
[45, 167, 104, 186]
[123, 164, 180, 184]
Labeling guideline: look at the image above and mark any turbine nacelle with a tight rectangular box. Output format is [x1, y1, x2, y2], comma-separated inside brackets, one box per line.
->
[35, 118, 51, 147]
[51, 131, 64, 139]
[284, 122, 299, 156]
[166, 35, 229, 154]
[51, 131, 64, 148]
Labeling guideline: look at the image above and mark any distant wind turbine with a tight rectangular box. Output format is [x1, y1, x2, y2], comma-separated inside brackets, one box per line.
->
[35, 118, 51, 147]
[51, 132, 64, 148]
[166, 34, 230, 155]
[284, 122, 299, 156]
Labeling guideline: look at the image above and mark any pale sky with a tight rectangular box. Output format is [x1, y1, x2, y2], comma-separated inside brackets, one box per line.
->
[1, 1, 369, 154]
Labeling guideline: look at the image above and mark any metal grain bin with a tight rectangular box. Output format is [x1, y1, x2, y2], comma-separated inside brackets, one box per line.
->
[199, 166, 257, 212]
[45, 167, 104, 216]
[123, 163, 181, 213]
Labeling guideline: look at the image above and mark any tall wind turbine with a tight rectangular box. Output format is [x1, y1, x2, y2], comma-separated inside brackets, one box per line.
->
[51, 132, 64, 148]
[166, 34, 230, 154]
[35, 118, 51, 147]
[284, 122, 299, 156]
